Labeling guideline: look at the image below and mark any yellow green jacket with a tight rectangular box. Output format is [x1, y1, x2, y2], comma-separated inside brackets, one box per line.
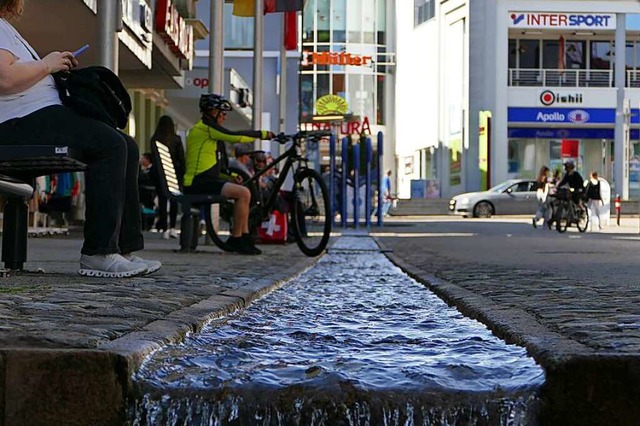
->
[184, 119, 268, 187]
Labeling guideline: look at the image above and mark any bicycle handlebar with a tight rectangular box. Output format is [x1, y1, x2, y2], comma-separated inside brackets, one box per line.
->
[273, 130, 332, 144]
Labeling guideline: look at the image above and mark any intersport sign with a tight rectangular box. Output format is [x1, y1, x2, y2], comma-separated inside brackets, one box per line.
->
[509, 12, 616, 30]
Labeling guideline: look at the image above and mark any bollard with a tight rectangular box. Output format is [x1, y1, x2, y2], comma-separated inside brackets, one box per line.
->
[365, 137, 373, 228]
[376, 132, 384, 226]
[615, 194, 621, 226]
[329, 133, 336, 226]
[353, 142, 360, 229]
[341, 137, 349, 228]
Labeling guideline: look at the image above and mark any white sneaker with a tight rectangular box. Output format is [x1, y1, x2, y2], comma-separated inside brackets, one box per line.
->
[79, 254, 147, 278]
[162, 230, 171, 240]
[168, 228, 179, 239]
[123, 254, 161, 275]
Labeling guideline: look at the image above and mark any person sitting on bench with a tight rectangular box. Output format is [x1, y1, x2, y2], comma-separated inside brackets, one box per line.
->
[0, 0, 160, 278]
[183, 94, 275, 255]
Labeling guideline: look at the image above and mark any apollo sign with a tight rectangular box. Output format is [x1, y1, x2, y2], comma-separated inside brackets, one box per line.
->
[509, 12, 616, 30]
[536, 110, 590, 123]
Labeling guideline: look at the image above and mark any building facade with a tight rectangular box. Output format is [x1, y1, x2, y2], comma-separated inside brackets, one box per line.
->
[395, 0, 640, 200]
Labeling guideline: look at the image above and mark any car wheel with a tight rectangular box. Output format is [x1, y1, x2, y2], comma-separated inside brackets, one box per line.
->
[473, 201, 494, 218]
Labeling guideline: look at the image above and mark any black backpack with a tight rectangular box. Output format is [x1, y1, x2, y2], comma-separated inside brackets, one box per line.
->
[53, 66, 132, 129]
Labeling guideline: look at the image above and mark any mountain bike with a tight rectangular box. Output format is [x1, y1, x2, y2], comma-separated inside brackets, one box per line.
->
[204, 131, 332, 257]
[552, 187, 589, 233]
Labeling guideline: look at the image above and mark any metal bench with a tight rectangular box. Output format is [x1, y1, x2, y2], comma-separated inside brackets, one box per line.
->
[0, 145, 87, 270]
[151, 140, 227, 252]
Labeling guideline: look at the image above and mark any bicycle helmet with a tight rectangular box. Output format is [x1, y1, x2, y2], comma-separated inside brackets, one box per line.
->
[199, 94, 233, 113]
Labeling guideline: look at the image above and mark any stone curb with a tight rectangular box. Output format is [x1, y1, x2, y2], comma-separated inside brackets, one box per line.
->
[2, 248, 324, 426]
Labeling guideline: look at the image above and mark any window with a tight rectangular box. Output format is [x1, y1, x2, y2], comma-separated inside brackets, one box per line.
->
[414, 0, 435, 26]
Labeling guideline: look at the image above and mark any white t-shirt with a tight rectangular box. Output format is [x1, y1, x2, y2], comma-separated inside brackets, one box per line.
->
[0, 18, 61, 124]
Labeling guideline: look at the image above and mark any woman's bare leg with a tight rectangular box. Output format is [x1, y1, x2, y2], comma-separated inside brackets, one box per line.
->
[221, 183, 251, 237]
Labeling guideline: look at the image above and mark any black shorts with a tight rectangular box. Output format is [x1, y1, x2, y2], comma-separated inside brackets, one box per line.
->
[184, 173, 227, 195]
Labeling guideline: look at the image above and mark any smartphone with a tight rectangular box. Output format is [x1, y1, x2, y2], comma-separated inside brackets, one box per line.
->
[72, 44, 89, 57]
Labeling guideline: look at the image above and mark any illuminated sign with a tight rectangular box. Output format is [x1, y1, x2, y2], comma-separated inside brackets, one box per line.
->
[509, 12, 616, 29]
[302, 51, 373, 66]
[156, 0, 193, 60]
[315, 95, 349, 116]
[540, 90, 584, 106]
[311, 116, 372, 135]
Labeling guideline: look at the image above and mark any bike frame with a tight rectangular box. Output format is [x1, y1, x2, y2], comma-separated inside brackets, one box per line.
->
[241, 137, 309, 216]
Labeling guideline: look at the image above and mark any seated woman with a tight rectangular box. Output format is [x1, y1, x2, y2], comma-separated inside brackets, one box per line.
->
[184, 94, 275, 255]
[0, 0, 160, 277]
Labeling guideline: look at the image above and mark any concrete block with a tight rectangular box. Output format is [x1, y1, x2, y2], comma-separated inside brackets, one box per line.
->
[2, 349, 128, 426]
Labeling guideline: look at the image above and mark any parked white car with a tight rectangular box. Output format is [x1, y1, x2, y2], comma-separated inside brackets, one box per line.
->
[448, 179, 538, 218]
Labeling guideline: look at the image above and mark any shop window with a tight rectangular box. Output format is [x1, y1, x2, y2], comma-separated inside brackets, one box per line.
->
[333, 74, 345, 97]
[414, 0, 435, 26]
[363, 0, 375, 43]
[566, 41, 585, 69]
[333, 0, 346, 43]
[542, 40, 559, 69]
[348, 0, 363, 43]
[591, 41, 612, 69]
[377, 0, 386, 45]
[377, 75, 385, 125]
[302, 0, 314, 43]
[300, 75, 314, 122]
[508, 39, 517, 68]
[508, 139, 536, 176]
[317, 74, 330, 99]
[518, 40, 540, 69]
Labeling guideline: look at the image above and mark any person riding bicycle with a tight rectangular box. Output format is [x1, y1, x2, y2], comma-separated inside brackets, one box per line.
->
[183, 93, 275, 255]
[557, 159, 584, 205]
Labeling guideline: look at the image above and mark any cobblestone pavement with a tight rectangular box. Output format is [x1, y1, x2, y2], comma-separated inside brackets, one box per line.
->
[373, 216, 640, 364]
[0, 230, 321, 353]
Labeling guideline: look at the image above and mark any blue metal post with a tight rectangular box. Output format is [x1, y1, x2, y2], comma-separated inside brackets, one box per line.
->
[341, 137, 348, 228]
[353, 142, 360, 229]
[365, 137, 372, 228]
[377, 131, 384, 227]
[329, 133, 336, 226]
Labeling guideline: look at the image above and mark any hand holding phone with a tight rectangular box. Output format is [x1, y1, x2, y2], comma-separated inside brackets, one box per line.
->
[72, 44, 89, 57]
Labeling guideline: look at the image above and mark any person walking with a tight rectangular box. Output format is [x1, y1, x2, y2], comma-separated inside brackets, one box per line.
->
[532, 165, 550, 228]
[584, 171, 603, 231]
[380, 169, 393, 217]
[151, 115, 185, 239]
[0, 0, 160, 277]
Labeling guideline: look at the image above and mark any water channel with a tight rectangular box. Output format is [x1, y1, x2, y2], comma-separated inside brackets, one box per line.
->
[130, 236, 545, 425]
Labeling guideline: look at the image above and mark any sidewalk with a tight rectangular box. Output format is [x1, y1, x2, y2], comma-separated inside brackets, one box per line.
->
[374, 215, 640, 426]
[0, 231, 321, 425]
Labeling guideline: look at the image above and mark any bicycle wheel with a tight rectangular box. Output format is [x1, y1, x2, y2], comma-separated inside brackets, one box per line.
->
[292, 168, 331, 257]
[576, 204, 589, 233]
[203, 168, 255, 252]
[556, 201, 568, 233]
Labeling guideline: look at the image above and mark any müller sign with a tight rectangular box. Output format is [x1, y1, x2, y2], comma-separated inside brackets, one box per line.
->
[302, 51, 373, 66]
[509, 12, 616, 29]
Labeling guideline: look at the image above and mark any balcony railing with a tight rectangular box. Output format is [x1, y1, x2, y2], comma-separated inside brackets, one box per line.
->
[508, 69, 613, 88]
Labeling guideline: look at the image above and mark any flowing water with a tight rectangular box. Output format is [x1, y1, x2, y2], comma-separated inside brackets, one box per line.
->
[130, 237, 545, 425]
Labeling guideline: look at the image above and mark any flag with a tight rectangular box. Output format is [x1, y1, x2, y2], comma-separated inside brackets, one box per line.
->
[558, 36, 566, 72]
[284, 11, 297, 50]
[233, 0, 303, 17]
[265, 0, 304, 13]
[233, 0, 255, 17]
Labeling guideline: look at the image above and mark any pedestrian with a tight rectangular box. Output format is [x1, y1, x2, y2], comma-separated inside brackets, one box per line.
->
[151, 115, 185, 239]
[183, 94, 275, 255]
[0, 0, 160, 277]
[381, 169, 393, 217]
[138, 152, 158, 231]
[229, 143, 254, 177]
[584, 171, 603, 230]
[532, 165, 550, 229]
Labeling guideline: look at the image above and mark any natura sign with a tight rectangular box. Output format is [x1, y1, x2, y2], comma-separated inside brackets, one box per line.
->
[509, 12, 616, 30]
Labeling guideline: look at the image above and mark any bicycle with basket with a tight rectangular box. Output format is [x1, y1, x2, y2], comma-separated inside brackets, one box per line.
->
[203, 130, 332, 257]
[551, 186, 589, 233]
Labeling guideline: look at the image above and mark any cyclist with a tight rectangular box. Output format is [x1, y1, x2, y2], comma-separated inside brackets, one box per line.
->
[183, 94, 275, 255]
[558, 159, 584, 205]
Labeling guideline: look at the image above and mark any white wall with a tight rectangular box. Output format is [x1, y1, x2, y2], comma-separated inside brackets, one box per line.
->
[394, 1, 441, 198]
